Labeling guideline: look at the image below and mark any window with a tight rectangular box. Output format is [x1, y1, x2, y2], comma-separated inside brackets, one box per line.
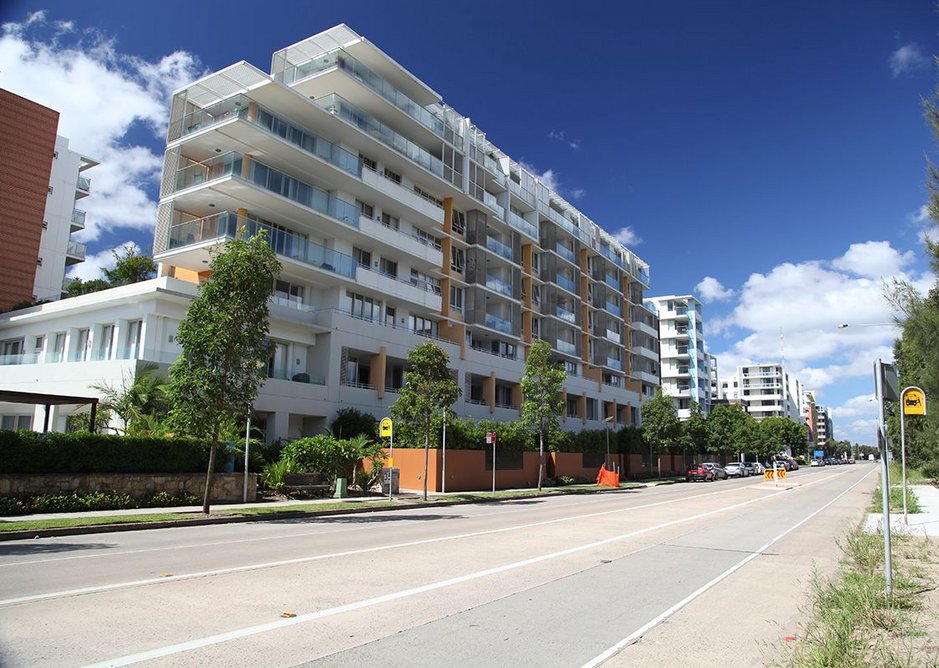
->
[531, 318, 541, 338]
[451, 209, 466, 235]
[267, 341, 288, 380]
[125, 320, 142, 359]
[383, 167, 401, 184]
[566, 396, 578, 417]
[450, 247, 465, 273]
[97, 325, 114, 361]
[33, 335, 45, 360]
[413, 184, 442, 207]
[359, 153, 377, 171]
[409, 315, 437, 337]
[565, 360, 578, 376]
[410, 269, 440, 293]
[349, 292, 379, 321]
[357, 200, 374, 219]
[450, 286, 464, 312]
[1, 338, 24, 361]
[379, 258, 397, 279]
[380, 212, 399, 230]
[353, 247, 372, 269]
[586, 398, 597, 420]
[414, 228, 438, 248]
[1, 415, 32, 431]
[76, 329, 91, 362]
[531, 252, 540, 273]
[275, 280, 304, 304]
[52, 332, 65, 363]
[385, 306, 396, 328]
[532, 285, 541, 305]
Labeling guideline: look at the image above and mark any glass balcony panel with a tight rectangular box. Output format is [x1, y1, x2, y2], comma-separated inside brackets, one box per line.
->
[485, 275, 513, 297]
[485, 313, 513, 334]
[485, 236, 513, 261]
[508, 211, 537, 239]
[76, 175, 91, 192]
[604, 301, 621, 317]
[71, 209, 86, 226]
[556, 307, 576, 323]
[556, 274, 576, 293]
[555, 243, 575, 262]
[556, 339, 577, 355]
[606, 357, 623, 371]
[66, 240, 86, 259]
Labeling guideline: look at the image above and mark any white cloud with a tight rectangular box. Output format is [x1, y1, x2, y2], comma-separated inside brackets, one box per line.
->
[611, 226, 641, 247]
[0, 13, 202, 242]
[908, 204, 935, 247]
[547, 129, 581, 150]
[888, 43, 930, 78]
[66, 241, 141, 282]
[831, 241, 915, 279]
[695, 276, 734, 302]
[710, 240, 932, 394]
[569, 188, 586, 199]
[830, 394, 875, 420]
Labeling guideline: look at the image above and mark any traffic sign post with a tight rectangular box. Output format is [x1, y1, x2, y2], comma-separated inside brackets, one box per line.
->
[900, 387, 927, 525]
[380, 418, 394, 501]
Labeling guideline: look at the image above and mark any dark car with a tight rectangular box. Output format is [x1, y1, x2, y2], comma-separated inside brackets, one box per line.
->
[686, 463, 715, 482]
[740, 461, 758, 476]
[703, 462, 727, 480]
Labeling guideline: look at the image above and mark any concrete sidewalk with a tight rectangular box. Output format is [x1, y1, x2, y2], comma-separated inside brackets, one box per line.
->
[864, 484, 939, 537]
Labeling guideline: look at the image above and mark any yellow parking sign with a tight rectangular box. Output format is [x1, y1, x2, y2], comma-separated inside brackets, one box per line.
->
[902, 388, 926, 416]
[380, 417, 393, 438]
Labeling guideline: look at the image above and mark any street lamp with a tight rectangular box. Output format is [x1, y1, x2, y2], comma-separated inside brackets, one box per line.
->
[837, 323, 896, 329]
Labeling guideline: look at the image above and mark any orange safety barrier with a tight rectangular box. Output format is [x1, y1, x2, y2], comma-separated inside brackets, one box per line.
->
[596, 465, 620, 488]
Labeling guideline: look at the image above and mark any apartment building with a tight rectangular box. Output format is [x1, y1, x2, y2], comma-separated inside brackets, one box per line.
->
[0, 25, 651, 439]
[0, 90, 96, 309]
[643, 295, 709, 419]
[724, 363, 802, 421]
[802, 389, 818, 448]
[815, 404, 833, 446]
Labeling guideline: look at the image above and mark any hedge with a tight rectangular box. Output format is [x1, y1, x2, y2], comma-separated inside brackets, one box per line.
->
[0, 430, 214, 474]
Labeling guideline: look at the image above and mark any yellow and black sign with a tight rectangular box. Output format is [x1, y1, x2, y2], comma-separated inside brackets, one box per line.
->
[380, 417, 393, 438]
[777, 468, 787, 479]
[764, 470, 774, 480]
[902, 388, 926, 416]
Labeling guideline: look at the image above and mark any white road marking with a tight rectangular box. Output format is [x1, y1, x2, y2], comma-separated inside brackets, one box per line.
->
[578, 466, 878, 668]
[82, 470, 859, 667]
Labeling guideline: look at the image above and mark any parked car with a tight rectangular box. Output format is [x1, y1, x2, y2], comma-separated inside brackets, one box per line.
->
[810, 458, 820, 467]
[703, 462, 727, 480]
[740, 461, 757, 476]
[686, 464, 715, 482]
[750, 462, 765, 475]
[724, 462, 747, 478]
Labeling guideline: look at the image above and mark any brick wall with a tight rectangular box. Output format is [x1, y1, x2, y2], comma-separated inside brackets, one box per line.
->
[0, 89, 59, 309]
[0, 473, 257, 503]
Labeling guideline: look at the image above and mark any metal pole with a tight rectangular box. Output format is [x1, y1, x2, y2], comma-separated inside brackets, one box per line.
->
[442, 407, 447, 494]
[242, 411, 251, 503]
[605, 425, 610, 470]
[389, 430, 394, 502]
[900, 400, 908, 525]
[875, 359, 893, 596]
[492, 438, 496, 494]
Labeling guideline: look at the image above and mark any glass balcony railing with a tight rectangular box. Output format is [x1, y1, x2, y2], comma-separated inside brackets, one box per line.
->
[71, 209, 86, 226]
[482, 191, 505, 220]
[600, 246, 625, 269]
[606, 357, 624, 371]
[556, 339, 577, 355]
[508, 211, 538, 240]
[168, 210, 357, 279]
[253, 107, 361, 177]
[556, 306, 576, 323]
[485, 236, 513, 261]
[485, 313, 513, 334]
[66, 240, 86, 259]
[175, 152, 359, 228]
[76, 175, 91, 192]
[171, 96, 249, 140]
[604, 273, 619, 290]
[604, 301, 622, 317]
[278, 49, 453, 140]
[556, 274, 576, 293]
[555, 243, 575, 262]
[508, 180, 535, 206]
[316, 94, 449, 182]
[485, 275, 513, 297]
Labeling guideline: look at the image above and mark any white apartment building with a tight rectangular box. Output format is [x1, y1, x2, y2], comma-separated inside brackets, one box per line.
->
[37, 136, 97, 300]
[0, 25, 652, 440]
[723, 363, 803, 421]
[643, 295, 709, 419]
[815, 404, 833, 446]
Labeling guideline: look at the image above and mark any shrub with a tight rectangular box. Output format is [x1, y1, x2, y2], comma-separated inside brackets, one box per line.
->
[331, 408, 378, 440]
[0, 490, 202, 515]
[281, 434, 384, 481]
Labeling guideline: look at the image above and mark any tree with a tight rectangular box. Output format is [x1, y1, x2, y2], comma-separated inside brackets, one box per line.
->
[680, 402, 709, 462]
[520, 339, 566, 490]
[759, 417, 806, 460]
[706, 404, 752, 459]
[641, 391, 680, 473]
[91, 363, 168, 435]
[103, 245, 157, 286]
[330, 407, 378, 440]
[390, 341, 460, 500]
[65, 278, 110, 297]
[166, 229, 281, 514]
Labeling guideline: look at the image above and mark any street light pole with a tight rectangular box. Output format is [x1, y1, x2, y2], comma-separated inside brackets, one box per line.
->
[604, 415, 614, 472]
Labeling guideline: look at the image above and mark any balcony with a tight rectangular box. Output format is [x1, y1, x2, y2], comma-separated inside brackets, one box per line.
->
[556, 339, 577, 355]
[485, 236, 514, 261]
[545, 207, 589, 242]
[316, 93, 450, 183]
[76, 175, 91, 194]
[485, 275, 513, 297]
[555, 243, 576, 263]
[600, 246, 624, 269]
[174, 152, 359, 228]
[65, 240, 86, 264]
[484, 313, 513, 334]
[556, 274, 576, 293]
[604, 301, 622, 318]
[70, 208, 86, 231]
[482, 191, 505, 220]
[168, 211, 357, 278]
[508, 180, 535, 207]
[603, 273, 619, 290]
[605, 357, 624, 371]
[555, 306, 576, 324]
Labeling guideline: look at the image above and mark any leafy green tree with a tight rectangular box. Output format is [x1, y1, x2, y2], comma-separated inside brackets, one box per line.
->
[706, 403, 752, 459]
[103, 245, 157, 286]
[390, 341, 460, 500]
[65, 278, 110, 297]
[166, 229, 281, 513]
[758, 417, 806, 459]
[330, 407, 378, 440]
[281, 434, 385, 483]
[641, 391, 680, 472]
[520, 339, 567, 490]
[680, 402, 709, 461]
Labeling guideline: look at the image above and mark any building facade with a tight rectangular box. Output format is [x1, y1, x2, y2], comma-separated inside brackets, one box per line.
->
[0, 90, 96, 309]
[643, 295, 709, 419]
[1, 25, 652, 440]
[723, 363, 802, 422]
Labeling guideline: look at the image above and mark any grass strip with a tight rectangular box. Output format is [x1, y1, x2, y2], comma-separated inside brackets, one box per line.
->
[0, 513, 206, 532]
[869, 486, 922, 514]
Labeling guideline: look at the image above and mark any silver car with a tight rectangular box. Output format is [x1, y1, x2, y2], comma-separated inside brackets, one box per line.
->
[724, 462, 747, 478]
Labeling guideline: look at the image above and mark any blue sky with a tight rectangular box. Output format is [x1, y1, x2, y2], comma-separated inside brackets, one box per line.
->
[1, 1, 936, 444]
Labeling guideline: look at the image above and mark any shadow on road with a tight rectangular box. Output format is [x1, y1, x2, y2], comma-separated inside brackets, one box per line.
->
[269, 513, 464, 525]
[0, 541, 114, 556]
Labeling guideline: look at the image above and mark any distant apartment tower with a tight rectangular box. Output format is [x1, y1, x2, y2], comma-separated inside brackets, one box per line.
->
[815, 404, 833, 446]
[0, 89, 96, 309]
[802, 390, 818, 447]
[730, 363, 802, 421]
[644, 295, 710, 418]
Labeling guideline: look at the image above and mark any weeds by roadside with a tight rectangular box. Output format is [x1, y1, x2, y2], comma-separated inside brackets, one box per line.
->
[788, 525, 939, 667]
[869, 486, 922, 514]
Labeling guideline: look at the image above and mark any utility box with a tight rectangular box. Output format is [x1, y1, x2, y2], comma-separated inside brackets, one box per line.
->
[333, 477, 348, 498]
[381, 468, 400, 494]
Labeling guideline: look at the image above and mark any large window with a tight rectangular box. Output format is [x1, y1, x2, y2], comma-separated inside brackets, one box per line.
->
[349, 292, 379, 321]
[450, 286, 464, 313]
[409, 315, 437, 337]
[97, 325, 114, 361]
[125, 320, 142, 359]
[353, 247, 372, 268]
[379, 258, 398, 279]
[450, 247, 465, 273]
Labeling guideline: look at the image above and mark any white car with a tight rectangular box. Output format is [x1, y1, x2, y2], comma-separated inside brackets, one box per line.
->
[724, 462, 747, 478]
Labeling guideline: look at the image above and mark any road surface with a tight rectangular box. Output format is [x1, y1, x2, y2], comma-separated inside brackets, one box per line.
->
[0, 464, 878, 667]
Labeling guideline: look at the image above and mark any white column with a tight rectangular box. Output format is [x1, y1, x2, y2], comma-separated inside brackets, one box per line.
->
[272, 411, 290, 442]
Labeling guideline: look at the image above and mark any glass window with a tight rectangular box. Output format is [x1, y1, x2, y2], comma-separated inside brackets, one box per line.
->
[125, 320, 142, 359]
[353, 247, 372, 268]
[450, 247, 465, 273]
[379, 258, 397, 279]
[450, 286, 464, 312]
[357, 201, 374, 219]
[97, 325, 114, 361]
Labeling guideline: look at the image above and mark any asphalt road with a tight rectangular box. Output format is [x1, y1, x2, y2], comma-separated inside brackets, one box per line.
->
[0, 464, 879, 667]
